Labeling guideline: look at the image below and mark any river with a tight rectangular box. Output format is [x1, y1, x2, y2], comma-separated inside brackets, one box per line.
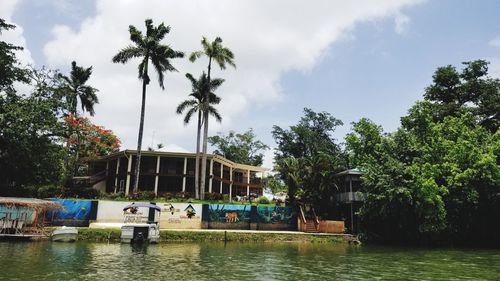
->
[0, 241, 499, 280]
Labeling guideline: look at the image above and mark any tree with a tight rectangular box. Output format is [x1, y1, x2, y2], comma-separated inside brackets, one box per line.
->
[176, 72, 223, 199]
[423, 60, 500, 132]
[57, 61, 99, 117]
[0, 18, 28, 93]
[189, 37, 235, 200]
[272, 108, 345, 213]
[112, 19, 184, 195]
[208, 128, 269, 166]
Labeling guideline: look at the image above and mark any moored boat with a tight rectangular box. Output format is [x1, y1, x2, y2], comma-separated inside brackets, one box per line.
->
[52, 226, 78, 242]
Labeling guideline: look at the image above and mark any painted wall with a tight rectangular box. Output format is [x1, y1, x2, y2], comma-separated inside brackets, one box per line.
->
[256, 206, 297, 231]
[206, 204, 252, 229]
[47, 199, 97, 226]
[0, 206, 35, 224]
[157, 203, 202, 229]
[95, 201, 147, 223]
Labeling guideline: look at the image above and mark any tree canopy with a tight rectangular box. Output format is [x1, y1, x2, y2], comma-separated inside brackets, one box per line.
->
[209, 128, 269, 166]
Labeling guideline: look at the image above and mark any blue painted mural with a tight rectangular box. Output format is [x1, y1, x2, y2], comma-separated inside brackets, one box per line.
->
[47, 199, 96, 226]
[208, 204, 251, 223]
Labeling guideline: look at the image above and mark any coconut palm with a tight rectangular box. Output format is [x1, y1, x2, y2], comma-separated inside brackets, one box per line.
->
[189, 37, 235, 199]
[58, 61, 99, 117]
[176, 72, 224, 199]
[112, 19, 184, 195]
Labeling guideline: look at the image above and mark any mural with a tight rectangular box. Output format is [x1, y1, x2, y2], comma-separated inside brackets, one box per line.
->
[47, 199, 95, 226]
[159, 203, 202, 229]
[257, 206, 296, 225]
[208, 204, 251, 223]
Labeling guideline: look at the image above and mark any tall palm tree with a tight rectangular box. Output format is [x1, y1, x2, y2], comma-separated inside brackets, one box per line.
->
[58, 61, 99, 180]
[176, 72, 224, 199]
[58, 61, 99, 117]
[112, 19, 184, 195]
[189, 37, 235, 199]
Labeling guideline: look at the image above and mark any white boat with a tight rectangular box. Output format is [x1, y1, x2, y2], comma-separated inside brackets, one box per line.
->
[52, 226, 78, 242]
[120, 203, 161, 243]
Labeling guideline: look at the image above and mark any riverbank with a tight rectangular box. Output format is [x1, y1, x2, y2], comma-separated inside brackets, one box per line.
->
[76, 228, 353, 243]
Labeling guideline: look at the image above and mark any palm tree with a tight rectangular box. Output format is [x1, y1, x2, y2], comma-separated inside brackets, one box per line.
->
[58, 61, 99, 180]
[58, 61, 99, 117]
[112, 19, 184, 195]
[189, 37, 235, 200]
[176, 72, 224, 199]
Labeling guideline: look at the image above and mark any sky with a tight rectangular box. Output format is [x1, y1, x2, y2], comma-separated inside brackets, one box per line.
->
[1, 0, 500, 169]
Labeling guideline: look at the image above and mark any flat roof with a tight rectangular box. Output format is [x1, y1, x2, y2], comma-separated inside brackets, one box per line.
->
[95, 150, 270, 173]
[335, 168, 363, 176]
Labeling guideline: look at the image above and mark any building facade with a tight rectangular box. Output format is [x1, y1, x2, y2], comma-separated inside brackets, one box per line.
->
[89, 150, 269, 199]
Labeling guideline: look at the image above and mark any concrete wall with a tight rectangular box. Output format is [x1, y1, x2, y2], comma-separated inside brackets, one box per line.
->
[157, 202, 202, 229]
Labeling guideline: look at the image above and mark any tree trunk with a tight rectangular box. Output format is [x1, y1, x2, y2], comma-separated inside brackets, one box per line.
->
[199, 57, 212, 201]
[132, 62, 149, 195]
[194, 110, 202, 199]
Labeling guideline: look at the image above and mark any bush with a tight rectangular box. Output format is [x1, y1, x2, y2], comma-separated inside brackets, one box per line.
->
[103, 192, 125, 200]
[222, 194, 230, 202]
[132, 190, 156, 201]
[205, 192, 223, 201]
[257, 196, 270, 204]
[37, 185, 63, 198]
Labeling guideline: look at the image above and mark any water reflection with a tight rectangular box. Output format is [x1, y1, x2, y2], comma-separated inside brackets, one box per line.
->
[0, 241, 499, 281]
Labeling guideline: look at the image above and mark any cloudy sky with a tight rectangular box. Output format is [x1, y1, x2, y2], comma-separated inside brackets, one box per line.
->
[2, 0, 500, 168]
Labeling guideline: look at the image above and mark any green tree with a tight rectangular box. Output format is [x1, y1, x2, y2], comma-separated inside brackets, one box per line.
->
[0, 18, 28, 92]
[208, 128, 269, 166]
[189, 37, 235, 200]
[112, 19, 184, 195]
[57, 61, 99, 117]
[272, 108, 345, 212]
[176, 72, 223, 199]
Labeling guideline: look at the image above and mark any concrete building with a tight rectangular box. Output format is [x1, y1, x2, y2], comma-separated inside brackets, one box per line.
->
[88, 150, 269, 199]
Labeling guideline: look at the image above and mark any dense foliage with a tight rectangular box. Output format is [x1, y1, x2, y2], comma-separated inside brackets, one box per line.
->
[272, 108, 346, 215]
[346, 60, 499, 245]
[209, 128, 269, 166]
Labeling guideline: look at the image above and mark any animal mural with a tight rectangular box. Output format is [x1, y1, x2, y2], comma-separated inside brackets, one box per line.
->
[47, 199, 95, 226]
[208, 204, 250, 223]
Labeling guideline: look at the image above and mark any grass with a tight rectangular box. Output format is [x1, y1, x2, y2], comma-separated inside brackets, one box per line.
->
[77, 228, 346, 244]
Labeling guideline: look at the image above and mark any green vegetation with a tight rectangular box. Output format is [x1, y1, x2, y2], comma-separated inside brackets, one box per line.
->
[77, 228, 345, 243]
[209, 128, 270, 166]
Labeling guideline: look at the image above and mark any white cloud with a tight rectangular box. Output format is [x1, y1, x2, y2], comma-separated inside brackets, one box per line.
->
[394, 12, 411, 34]
[489, 36, 500, 47]
[37, 0, 425, 166]
[0, 0, 34, 66]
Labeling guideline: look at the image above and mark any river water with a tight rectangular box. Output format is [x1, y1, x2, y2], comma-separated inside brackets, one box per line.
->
[0, 241, 499, 280]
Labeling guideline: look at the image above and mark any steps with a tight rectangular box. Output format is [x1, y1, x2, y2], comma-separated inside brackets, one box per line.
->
[305, 221, 318, 233]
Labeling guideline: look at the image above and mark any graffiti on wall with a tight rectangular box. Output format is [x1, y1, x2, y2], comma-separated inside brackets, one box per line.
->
[159, 203, 201, 224]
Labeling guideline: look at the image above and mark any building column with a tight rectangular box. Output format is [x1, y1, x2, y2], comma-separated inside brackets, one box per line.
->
[247, 169, 250, 197]
[208, 159, 214, 193]
[125, 155, 132, 195]
[182, 157, 187, 192]
[154, 156, 160, 195]
[105, 161, 109, 176]
[114, 158, 120, 193]
[220, 163, 223, 193]
[229, 167, 233, 202]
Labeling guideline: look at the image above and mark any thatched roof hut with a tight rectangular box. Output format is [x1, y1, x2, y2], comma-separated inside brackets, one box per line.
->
[0, 197, 62, 212]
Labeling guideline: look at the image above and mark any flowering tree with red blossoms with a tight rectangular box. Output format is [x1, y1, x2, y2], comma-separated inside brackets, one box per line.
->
[64, 115, 120, 173]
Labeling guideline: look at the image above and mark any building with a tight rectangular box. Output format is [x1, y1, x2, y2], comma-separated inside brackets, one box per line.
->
[87, 150, 269, 199]
[334, 168, 364, 233]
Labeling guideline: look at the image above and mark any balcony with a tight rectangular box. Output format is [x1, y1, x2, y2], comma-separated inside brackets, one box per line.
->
[335, 192, 364, 203]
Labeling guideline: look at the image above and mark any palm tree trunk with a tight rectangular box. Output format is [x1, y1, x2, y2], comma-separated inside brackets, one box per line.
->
[194, 110, 201, 199]
[133, 64, 149, 195]
[199, 57, 212, 201]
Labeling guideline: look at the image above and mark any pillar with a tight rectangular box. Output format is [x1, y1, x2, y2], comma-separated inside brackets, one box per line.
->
[125, 154, 132, 195]
[229, 166, 233, 202]
[247, 169, 250, 196]
[154, 156, 160, 195]
[220, 163, 223, 193]
[114, 157, 120, 192]
[182, 157, 187, 192]
[208, 159, 214, 193]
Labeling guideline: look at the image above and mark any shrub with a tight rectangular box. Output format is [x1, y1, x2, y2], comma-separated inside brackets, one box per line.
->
[37, 185, 63, 198]
[222, 194, 230, 202]
[205, 192, 223, 201]
[103, 192, 125, 200]
[257, 196, 270, 204]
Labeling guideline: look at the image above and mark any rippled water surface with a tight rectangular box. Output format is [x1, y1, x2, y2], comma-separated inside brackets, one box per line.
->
[0, 241, 499, 280]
